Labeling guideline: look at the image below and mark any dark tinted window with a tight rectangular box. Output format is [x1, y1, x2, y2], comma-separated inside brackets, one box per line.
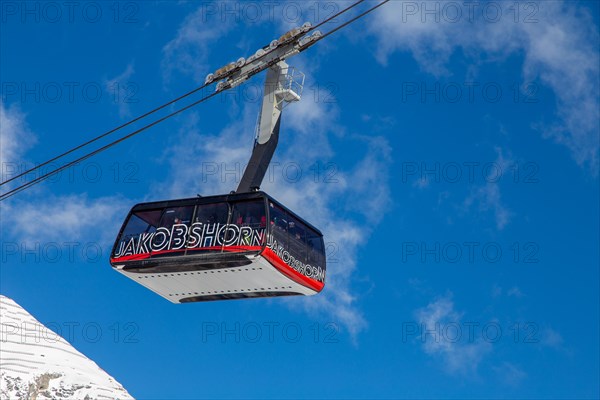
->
[226, 200, 266, 248]
[157, 206, 194, 229]
[307, 230, 326, 271]
[269, 202, 288, 249]
[266, 201, 326, 274]
[187, 203, 229, 250]
[193, 203, 229, 225]
[286, 213, 307, 260]
[150, 206, 195, 254]
[113, 209, 162, 258]
[231, 200, 266, 229]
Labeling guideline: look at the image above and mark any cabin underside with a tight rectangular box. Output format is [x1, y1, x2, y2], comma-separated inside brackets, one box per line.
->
[113, 254, 318, 303]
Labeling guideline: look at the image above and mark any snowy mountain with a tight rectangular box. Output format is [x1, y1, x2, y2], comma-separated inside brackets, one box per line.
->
[0, 295, 133, 400]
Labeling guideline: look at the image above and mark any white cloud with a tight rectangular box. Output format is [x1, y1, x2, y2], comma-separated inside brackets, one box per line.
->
[463, 147, 514, 230]
[415, 294, 492, 376]
[464, 183, 512, 230]
[491, 284, 502, 298]
[0, 100, 36, 167]
[507, 286, 524, 298]
[492, 285, 525, 298]
[266, 81, 392, 339]
[152, 102, 257, 199]
[344, 135, 392, 223]
[0, 101, 131, 257]
[369, 1, 600, 172]
[540, 327, 564, 350]
[2, 194, 130, 248]
[104, 63, 136, 119]
[493, 362, 527, 386]
[264, 135, 390, 339]
[413, 176, 429, 189]
[162, 6, 237, 85]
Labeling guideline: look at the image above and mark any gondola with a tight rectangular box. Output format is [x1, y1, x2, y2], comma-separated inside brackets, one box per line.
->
[110, 192, 325, 303]
[111, 25, 327, 302]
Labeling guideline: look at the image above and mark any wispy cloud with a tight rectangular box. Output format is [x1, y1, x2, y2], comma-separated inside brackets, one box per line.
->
[0, 100, 37, 167]
[415, 294, 492, 376]
[463, 183, 513, 230]
[3, 194, 130, 248]
[540, 327, 564, 350]
[369, 1, 600, 173]
[507, 286, 524, 298]
[491, 284, 503, 298]
[493, 362, 527, 386]
[1, 101, 130, 255]
[463, 147, 514, 230]
[104, 63, 136, 119]
[162, 7, 237, 85]
[267, 134, 391, 339]
[491, 285, 525, 298]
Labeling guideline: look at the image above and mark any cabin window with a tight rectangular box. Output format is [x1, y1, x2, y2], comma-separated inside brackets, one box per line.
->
[112, 209, 162, 258]
[225, 200, 267, 248]
[286, 213, 307, 261]
[269, 202, 288, 249]
[193, 203, 229, 225]
[307, 230, 326, 271]
[231, 200, 266, 229]
[157, 206, 194, 229]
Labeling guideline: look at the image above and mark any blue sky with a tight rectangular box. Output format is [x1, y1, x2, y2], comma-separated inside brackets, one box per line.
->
[1, 1, 599, 399]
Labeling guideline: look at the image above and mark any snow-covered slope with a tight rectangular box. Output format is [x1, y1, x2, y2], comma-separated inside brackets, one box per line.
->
[0, 295, 133, 400]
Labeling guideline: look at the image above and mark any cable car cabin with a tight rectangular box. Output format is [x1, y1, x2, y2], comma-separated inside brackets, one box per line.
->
[110, 192, 326, 303]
